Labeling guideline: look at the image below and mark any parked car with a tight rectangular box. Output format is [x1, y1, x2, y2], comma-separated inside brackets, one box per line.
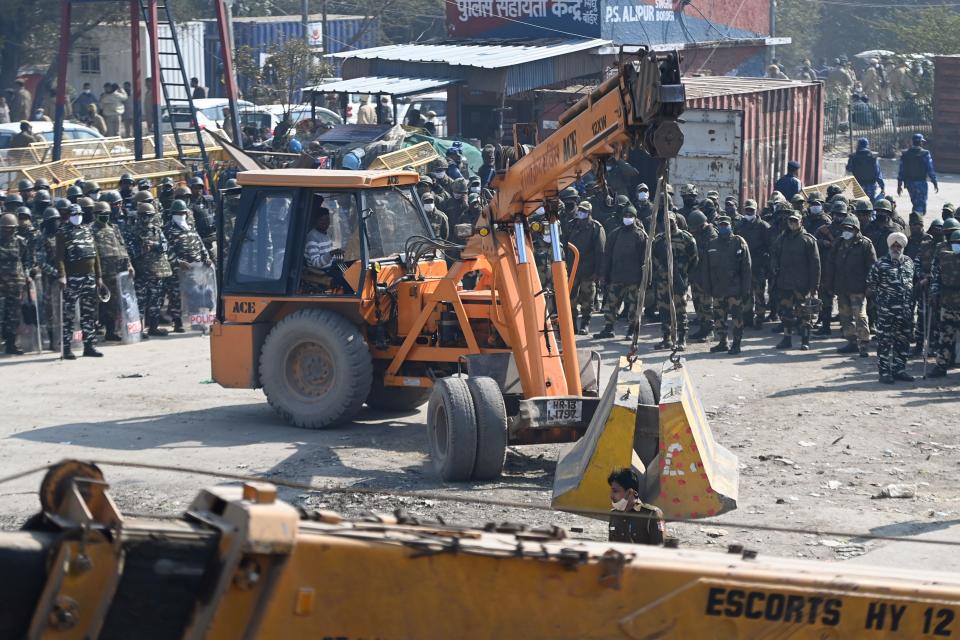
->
[238, 103, 343, 135]
[0, 121, 103, 149]
[159, 98, 254, 133]
[397, 92, 448, 137]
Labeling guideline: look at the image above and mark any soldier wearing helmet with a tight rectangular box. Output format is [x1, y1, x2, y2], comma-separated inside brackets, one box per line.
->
[0, 211, 30, 354]
[594, 204, 647, 341]
[83, 180, 101, 200]
[221, 178, 242, 262]
[31, 190, 52, 220]
[927, 228, 960, 378]
[770, 208, 821, 351]
[735, 199, 772, 329]
[56, 204, 104, 358]
[119, 173, 136, 203]
[78, 196, 96, 225]
[3, 193, 23, 214]
[187, 176, 217, 261]
[132, 202, 172, 338]
[17, 179, 35, 205]
[35, 206, 63, 350]
[825, 214, 875, 358]
[164, 199, 211, 333]
[15, 205, 39, 270]
[92, 200, 134, 342]
[66, 184, 83, 205]
[688, 208, 717, 342]
[651, 210, 698, 350]
[566, 199, 605, 335]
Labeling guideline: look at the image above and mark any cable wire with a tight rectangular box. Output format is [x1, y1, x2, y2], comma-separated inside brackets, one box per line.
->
[5, 460, 960, 550]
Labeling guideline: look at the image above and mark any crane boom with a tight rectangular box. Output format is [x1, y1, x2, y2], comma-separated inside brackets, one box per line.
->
[465, 50, 685, 399]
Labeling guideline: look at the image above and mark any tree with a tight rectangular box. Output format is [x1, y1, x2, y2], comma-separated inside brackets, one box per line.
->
[234, 38, 331, 108]
[774, 0, 823, 72]
[880, 6, 960, 55]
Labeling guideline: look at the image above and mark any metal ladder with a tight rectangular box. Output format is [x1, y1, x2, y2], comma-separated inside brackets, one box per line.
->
[139, 0, 210, 175]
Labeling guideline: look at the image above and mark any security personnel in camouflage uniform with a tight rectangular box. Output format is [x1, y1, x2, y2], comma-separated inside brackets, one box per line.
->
[16, 206, 40, 270]
[566, 200, 605, 335]
[421, 192, 449, 241]
[651, 212, 698, 350]
[734, 199, 770, 328]
[678, 183, 699, 222]
[36, 207, 61, 350]
[157, 177, 176, 213]
[913, 217, 941, 355]
[688, 209, 717, 341]
[826, 215, 876, 358]
[188, 177, 217, 261]
[132, 202, 173, 338]
[771, 209, 821, 351]
[0, 213, 29, 355]
[92, 201, 133, 341]
[118, 173, 136, 205]
[164, 200, 211, 333]
[595, 207, 647, 339]
[221, 179, 242, 270]
[31, 190, 52, 221]
[704, 216, 752, 355]
[443, 179, 470, 229]
[927, 229, 960, 378]
[867, 199, 898, 258]
[867, 232, 915, 383]
[813, 201, 850, 336]
[56, 204, 103, 358]
[77, 196, 96, 225]
[66, 184, 82, 205]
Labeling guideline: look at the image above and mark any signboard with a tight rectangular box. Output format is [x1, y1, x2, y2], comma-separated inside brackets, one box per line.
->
[447, 0, 602, 39]
[307, 21, 324, 49]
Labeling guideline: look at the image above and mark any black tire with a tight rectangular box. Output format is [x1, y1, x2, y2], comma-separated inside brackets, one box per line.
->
[642, 368, 662, 405]
[366, 373, 432, 411]
[427, 377, 478, 482]
[466, 376, 507, 481]
[259, 309, 372, 429]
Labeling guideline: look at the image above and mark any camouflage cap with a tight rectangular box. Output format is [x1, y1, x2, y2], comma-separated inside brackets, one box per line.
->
[637, 182, 649, 192]
[468, 193, 481, 204]
[418, 174, 434, 185]
[715, 215, 731, 225]
[743, 199, 758, 210]
[577, 200, 592, 212]
[452, 178, 468, 194]
[420, 191, 435, 202]
[769, 190, 785, 203]
[680, 183, 698, 197]
[706, 190, 720, 199]
[791, 193, 806, 204]
[942, 202, 955, 214]
[786, 210, 802, 221]
[826, 185, 843, 197]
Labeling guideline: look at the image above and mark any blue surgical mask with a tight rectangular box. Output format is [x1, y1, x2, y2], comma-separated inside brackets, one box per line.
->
[718, 226, 732, 237]
[842, 231, 854, 240]
[953, 243, 960, 253]
[637, 191, 649, 202]
[576, 210, 588, 220]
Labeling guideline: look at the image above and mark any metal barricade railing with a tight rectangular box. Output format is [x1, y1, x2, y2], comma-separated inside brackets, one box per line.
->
[824, 97, 933, 158]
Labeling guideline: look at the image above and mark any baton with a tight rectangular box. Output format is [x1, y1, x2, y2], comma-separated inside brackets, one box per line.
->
[58, 285, 64, 360]
[30, 279, 41, 353]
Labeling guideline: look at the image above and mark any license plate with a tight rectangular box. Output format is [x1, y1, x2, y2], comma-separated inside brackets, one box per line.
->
[544, 399, 582, 424]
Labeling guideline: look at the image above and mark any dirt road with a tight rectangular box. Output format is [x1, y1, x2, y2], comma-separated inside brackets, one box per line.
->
[1, 306, 957, 568]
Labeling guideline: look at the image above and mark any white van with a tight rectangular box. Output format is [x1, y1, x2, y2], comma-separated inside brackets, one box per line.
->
[159, 98, 254, 133]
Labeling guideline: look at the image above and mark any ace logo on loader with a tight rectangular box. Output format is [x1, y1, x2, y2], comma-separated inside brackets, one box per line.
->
[232, 301, 256, 314]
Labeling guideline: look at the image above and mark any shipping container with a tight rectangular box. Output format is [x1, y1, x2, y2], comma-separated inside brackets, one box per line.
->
[933, 55, 960, 173]
[670, 76, 823, 208]
[67, 22, 206, 102]
[203, 14, 379, 99]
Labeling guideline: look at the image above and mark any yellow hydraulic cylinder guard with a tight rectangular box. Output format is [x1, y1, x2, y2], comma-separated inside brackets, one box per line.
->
[552, 357, 738, 520]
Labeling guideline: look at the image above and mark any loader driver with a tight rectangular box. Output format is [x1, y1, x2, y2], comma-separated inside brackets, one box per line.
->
[305, 207, 336, 269]
[607, 468, 665, 546]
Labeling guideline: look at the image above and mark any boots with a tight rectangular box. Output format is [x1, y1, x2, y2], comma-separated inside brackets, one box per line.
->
[836, 341, 859, 354]
[771, 323, 783, 334]
[814, 319, 831, 336]
[928, 365, 948, 378]
[676, 329, 686, 351]
[709, 338, 729, 353]
[593, 323, 614, 339]
[624, 322, 638, 341]
[47, 329, 58, 352]
[63, 347, 76, 360]
[173, 317, 186, 334]
[859, 343, 870, 358]
[103, 317, 122, 342]
[577, 316, 590, 335]
[743, 315, 754, 329]
[728, 334, 742, 355]
[754, 314, 764, 329]
[655, 336, 673, 350]
[148, 322, 169, 337]
[83, 344, 104, 357]
[799, 328, 811, 351]
[4, 339, 23, 355]
[690, 323, 713, 342]
[775, 325, 793, 349]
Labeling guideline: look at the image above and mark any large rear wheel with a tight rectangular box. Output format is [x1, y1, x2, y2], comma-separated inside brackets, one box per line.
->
[259, 309, 372, 429]
[427, 377, 478, 482]
[467, 376, 507, 481]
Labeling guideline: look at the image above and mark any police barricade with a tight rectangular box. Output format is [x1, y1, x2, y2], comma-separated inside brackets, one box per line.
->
[116, 272, 142, 344]
[179, 262, 216, 333]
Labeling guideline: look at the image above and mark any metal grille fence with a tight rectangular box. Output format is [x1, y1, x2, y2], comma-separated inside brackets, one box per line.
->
[824, 97, 933, 158]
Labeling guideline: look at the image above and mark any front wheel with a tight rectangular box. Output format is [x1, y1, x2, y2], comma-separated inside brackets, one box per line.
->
[259, 309, 372, 429]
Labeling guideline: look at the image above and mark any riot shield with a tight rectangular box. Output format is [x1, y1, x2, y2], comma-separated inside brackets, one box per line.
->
[178, 262, 217, 333]
[116, 272, 143, 344]
[17, 277, 42, 352]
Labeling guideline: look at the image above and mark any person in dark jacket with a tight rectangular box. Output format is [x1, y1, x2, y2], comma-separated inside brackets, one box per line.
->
[826, 215, 876, 357]
[735, 199, 770, 329]
[566, 201, 605, 335]
[897, 133, 938, 214]
[846, 138, 885, 201]
[651, 212, 698, 350]
[704, 216, 752, 355]
[594, 210, 647, 339]
[771, 210, 821, 350]
[813, 201, 850, 336]
[774, 160, 803, 201]
[607, 468, 664, 546]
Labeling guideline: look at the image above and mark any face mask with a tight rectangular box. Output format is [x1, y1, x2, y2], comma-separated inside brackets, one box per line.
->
[469, 186, 480, 194]
[743, 214, 756, 222]
[841, 231, 854, 240]
[173, 214, 188, 230]
[788, 222, 801, 232]
[69, 215, 82, 226]
[611, 498, 629, 512]
[810, 205, 823, 214]
[622, 217, 635, 226]
[423, 203, 435, 213]
[542, 233, 551, 243]
[953, 244, 960, 253]
[96, 214, 109, 224]
[718, 226, 732, 237]
[431, 171, 444, 180]
[576, 210, 588, 220]
[637, 192, 649, 202]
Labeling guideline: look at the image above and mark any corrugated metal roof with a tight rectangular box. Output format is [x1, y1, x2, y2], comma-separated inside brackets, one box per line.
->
[229, 13, 367, 23]
[682, 75, 819, 100]
[329, 39, 610, 69]
[303, 76, 459, 97]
